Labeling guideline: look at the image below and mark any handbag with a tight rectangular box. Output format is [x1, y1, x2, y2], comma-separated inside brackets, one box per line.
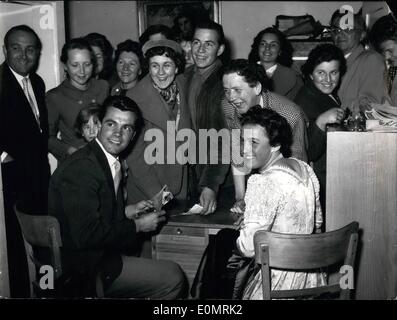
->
[227, 211, 279, 299]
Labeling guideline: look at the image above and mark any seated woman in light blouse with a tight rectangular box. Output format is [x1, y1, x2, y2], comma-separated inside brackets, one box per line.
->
[248, 27, 303, 101]
[237, 106, 324, 299]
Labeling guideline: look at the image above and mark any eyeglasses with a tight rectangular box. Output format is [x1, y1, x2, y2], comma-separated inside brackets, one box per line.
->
[330, 27, 357, 35]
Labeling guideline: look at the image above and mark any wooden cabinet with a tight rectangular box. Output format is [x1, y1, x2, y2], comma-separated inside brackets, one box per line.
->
[152, 225, 209, 286]
[326, 131, 397, 300]
[152, 211, 237, 288]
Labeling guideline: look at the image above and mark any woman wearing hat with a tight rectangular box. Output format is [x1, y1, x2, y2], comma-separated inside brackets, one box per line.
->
[125, 39, 191, 204]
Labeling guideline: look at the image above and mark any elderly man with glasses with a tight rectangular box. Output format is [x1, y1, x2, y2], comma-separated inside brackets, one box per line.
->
[330, 9, 385, 113]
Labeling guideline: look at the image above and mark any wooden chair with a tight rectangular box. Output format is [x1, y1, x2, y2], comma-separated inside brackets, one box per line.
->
[14, 205, 104, 298]
[253, 221, 359, 300]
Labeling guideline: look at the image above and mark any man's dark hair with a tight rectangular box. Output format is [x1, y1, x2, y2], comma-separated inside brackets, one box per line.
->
[139, 24, 174, 46]
[301, 43, 346, 81]
[370, 13, 397, 52]
[194, 20, 225, 46]
[248, 27, 293, 67]
[223, 59, 271, 91]
[99, 96, 143, 130]
[241, 105, 292, 158]
[4, 25, 42, 51]
[60, 37, 97, 72]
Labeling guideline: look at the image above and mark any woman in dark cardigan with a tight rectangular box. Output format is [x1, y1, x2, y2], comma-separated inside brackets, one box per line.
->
[294, 43, 346, 213]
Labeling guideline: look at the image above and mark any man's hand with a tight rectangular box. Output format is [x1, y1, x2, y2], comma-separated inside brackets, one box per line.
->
[125, 200, 154, 219]
[199, 187, 217, 215]
[134, 210, 166, 233]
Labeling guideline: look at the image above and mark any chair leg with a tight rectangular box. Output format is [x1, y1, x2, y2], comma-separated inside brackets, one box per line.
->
[95, 272, 104, 298]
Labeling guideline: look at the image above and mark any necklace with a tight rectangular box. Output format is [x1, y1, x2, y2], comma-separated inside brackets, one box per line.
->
[259, 152, 284, 174]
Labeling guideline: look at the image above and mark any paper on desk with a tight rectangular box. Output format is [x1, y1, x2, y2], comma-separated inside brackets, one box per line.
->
[181, 204, 203, 215]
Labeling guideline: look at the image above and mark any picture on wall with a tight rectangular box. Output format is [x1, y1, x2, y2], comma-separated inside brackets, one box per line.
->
[137, 0, 220, 35]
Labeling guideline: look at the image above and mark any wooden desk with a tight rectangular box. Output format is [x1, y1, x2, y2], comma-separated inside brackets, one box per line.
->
[326, 131, 397, 300]
[152, 208, 237, 288]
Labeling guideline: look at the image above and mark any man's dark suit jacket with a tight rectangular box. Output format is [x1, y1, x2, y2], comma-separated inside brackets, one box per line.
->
[0, 63, 50, 213]
[48, 140, 138, 289]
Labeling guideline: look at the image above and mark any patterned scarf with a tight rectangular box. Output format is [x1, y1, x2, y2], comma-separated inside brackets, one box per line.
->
[153, 80, 180, 113]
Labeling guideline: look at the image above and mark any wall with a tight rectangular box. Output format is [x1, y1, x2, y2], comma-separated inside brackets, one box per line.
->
[221, 1, 362, 59]
[0, 1, 65, 91]
[67, 1, 362, 58]
[67, 1, 139, 48]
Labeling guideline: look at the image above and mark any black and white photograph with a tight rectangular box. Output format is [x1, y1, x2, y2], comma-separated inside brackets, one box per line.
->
[0, 0, 396, 310]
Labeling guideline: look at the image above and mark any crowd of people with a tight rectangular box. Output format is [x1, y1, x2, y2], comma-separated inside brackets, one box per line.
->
[1, 7, 397, 299]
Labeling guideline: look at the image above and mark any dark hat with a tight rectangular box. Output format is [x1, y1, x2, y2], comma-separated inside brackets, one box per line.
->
[142, 39, 183, 56]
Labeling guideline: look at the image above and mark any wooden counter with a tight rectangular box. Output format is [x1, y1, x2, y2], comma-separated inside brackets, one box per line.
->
[152, 203, 237, 288]
[326, 131, 397, 300]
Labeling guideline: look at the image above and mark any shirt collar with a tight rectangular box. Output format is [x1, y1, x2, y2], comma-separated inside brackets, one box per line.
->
[95, 138, 119, 174]
[265, 63, 278, 78]
[194, 58, 222, 79]
[8, 65, 29, 84]
[344, 52, 352, 59]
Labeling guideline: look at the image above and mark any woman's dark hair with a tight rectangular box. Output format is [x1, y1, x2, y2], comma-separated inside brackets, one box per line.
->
[145, 46, 185, 74]
[84, 33, 114, 81]
[114, 40, 144, 80]
[241, 105, 292, 157]
[60, 38, 97, 75]
[370, 13, 397, 52]
[139, 24, 174, 46]
[74, 104, 101, 136]
[248, 27, 293, 67]
[301, 43, 346, 81]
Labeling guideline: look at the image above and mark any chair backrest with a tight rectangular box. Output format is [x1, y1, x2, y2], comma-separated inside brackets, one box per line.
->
[254, 221, 359, 300]
[14, 205, 63, 297]
[14, 205, 105, 298]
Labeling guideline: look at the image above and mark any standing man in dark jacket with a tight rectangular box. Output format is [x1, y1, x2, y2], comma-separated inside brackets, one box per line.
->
[48, 96, 187, 298]
[0, 25, 50, 297]
[185, 20, 233, 215]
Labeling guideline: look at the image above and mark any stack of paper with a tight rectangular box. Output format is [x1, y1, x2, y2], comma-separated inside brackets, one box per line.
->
[365, 105, 397, 132]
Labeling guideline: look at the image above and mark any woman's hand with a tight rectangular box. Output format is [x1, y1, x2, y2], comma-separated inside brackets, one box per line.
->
[230, 199, 245, 215]
[125, 200, 154, 219]
[316, 107, 345, 131]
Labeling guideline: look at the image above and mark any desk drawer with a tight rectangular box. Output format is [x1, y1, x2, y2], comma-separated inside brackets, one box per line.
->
[160, 225, 206, 237]
[153, 226, 208, 287]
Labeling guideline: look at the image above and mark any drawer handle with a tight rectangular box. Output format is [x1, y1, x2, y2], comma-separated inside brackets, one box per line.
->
[176, 228, 183, 235]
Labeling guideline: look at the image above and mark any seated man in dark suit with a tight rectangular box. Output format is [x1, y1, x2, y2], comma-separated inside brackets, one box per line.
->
[48, 95, 187, 298]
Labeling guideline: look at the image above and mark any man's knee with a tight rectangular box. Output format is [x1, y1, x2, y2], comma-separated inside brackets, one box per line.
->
[162, 261, 188, 299]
